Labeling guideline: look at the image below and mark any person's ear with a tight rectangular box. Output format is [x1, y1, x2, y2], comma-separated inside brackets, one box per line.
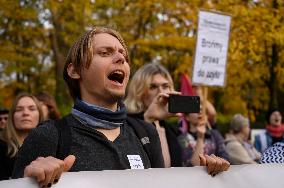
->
[67, 63, 80, 79]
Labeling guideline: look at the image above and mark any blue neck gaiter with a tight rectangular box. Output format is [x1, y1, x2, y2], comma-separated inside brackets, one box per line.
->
[71, 99, 127, 129]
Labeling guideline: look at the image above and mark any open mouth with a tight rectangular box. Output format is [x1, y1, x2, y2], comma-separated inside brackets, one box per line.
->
[108, 70, 125, 84]
[275, 119, 280, 122]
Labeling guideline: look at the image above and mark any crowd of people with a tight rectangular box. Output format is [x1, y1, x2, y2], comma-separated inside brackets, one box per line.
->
[0, 26, 283, 186]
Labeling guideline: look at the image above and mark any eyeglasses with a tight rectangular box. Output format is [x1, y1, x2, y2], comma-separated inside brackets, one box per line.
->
[0, 117, 8, 121]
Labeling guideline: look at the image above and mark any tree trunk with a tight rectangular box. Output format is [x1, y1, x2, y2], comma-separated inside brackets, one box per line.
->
[268, 43, 279, 110]
[49, 12, 72, 110]
[268, 0, 280, 110]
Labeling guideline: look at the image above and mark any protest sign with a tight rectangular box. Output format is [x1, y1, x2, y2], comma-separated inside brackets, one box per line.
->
[1, 164, 284, 188]
[192, 10, 231, 86]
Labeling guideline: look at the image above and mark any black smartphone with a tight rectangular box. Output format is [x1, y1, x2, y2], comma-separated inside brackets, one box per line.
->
[168, 95, 200, 113]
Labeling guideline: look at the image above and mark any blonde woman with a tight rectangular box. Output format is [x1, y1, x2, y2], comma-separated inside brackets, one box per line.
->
[125, 63, 176, 121]
[0, 93, 43, 180]
[125, 63, 181, 168]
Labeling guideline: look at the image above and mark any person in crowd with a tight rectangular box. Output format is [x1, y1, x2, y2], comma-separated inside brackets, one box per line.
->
[0, 108, 9, 131]
[179, 85, 218, 134]
[225, 114, 261, 164]
[124, 63, 183, 167]
[35, 92, 61, 120]
[192, 85, 217, 128]
[260, 142, 284, 163]
[254, 109, 284, 153]
[178, 105, 229, 167]
[0, 93, 43, 180]
[0, 107, 9, 130]
[12, 27, 229, 187]
[0, 107, 9, 139]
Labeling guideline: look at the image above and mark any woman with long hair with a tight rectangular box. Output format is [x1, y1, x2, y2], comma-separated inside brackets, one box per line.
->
[0, 93, 43, 180]
[124, 63, 182, 168]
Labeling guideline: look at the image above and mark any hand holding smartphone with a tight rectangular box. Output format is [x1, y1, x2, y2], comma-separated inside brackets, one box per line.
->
[168, 95, 200, 113]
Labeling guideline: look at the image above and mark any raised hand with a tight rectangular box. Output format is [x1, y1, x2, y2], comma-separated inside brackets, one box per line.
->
[144, 91, 181, 123]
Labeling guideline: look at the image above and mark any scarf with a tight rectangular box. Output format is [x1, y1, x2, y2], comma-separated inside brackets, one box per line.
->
[71, 99, 127, 129]
[266, 124, 284, 138]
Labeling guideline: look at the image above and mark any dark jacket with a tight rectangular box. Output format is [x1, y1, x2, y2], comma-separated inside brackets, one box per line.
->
[12, 114, 164, 178]
[0, 140, 16, 180]
[128, 113, 183, 167]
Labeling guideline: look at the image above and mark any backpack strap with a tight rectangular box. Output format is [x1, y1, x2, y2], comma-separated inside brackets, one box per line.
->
[126, 117, 151, 147]
[54, 115, 72, 160]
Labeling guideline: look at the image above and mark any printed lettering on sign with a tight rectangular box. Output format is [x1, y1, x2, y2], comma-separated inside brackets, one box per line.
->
[192, 10, 231, 87]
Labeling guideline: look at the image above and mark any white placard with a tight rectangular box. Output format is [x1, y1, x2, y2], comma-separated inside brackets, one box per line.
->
[1, 164, 284, 188]
[192, 10, 231, 86]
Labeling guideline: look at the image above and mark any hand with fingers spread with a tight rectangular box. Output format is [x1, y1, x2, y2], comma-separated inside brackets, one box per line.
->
[199, 154, 230, 176]
[144, 91, 181, 123]
[24, 155, 75, 187]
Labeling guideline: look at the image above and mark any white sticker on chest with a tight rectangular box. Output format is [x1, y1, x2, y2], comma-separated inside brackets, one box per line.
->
[127, 155, 144, 169]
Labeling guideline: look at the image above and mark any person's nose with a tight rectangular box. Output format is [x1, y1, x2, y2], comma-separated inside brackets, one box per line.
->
[22, 108, 30, 116]
[113, 51, 125, 64]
